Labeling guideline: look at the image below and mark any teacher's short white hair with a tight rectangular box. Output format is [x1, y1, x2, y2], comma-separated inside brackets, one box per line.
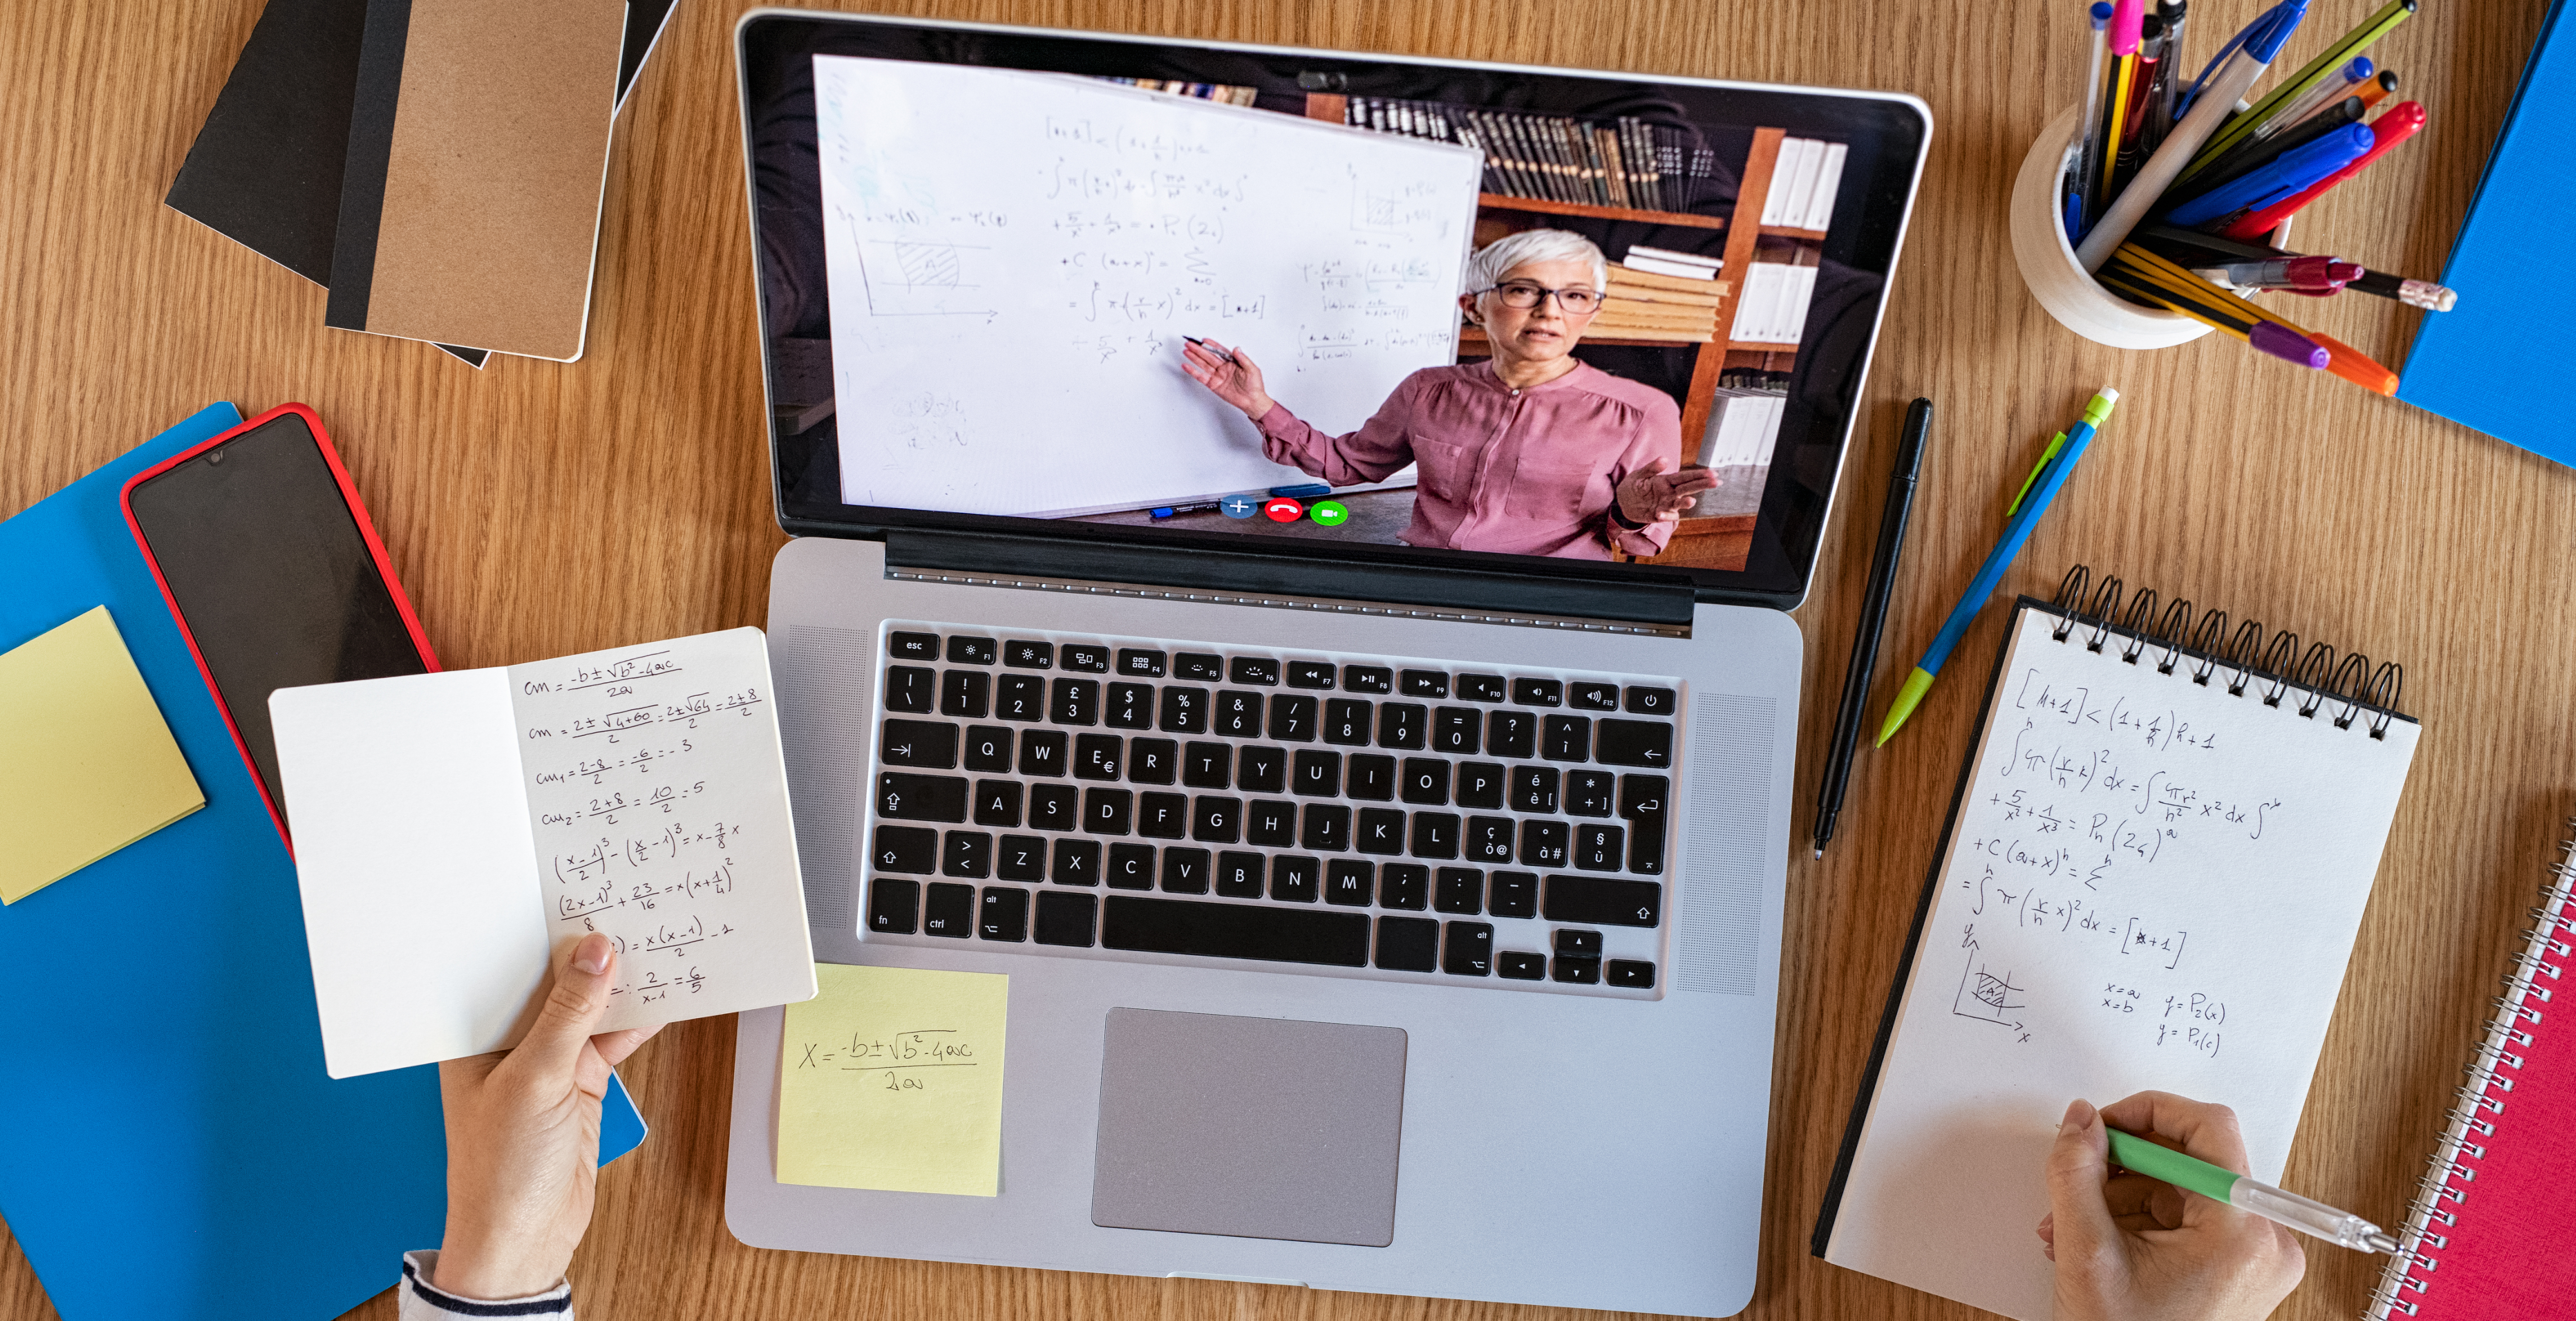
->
[1464, 229, 1608, 293]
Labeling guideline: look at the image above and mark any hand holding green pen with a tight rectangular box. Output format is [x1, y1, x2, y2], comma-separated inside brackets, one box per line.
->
[2043, 1094, 2309, 1321]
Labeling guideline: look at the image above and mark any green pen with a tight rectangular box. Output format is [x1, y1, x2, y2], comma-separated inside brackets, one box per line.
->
[2104, 1127, 2400, 1254]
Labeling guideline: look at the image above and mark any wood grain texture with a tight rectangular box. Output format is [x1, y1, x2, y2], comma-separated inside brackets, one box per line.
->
[2, 2, 2568, 1319]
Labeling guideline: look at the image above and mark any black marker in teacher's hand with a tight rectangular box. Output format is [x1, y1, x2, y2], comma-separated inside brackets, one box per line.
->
[1813, 398, 1931, 858]
[1182, 336, 1233, 362]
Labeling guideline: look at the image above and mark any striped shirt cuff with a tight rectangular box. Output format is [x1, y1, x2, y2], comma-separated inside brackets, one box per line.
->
[400, 1251, 574, 1319]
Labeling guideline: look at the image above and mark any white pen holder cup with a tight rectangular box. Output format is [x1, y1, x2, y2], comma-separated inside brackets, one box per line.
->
[2011, 105, 2213, 350]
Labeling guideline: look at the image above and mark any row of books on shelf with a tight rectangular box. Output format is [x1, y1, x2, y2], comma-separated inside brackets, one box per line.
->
[1341, 98, 1719, 211]
[1594, 247, 1726, 343]
[1099, 78, 1260, 106]
[1732, 257, 1817, 345]
[1760, 137, 1848, 232]
[1696, 382, 1790, 470]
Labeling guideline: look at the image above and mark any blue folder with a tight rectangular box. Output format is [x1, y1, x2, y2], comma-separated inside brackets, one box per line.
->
[2397, 0, 2576, 465]
[0, 405, 644, 1321]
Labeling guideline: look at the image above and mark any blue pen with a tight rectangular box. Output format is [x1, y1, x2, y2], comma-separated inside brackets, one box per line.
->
[2160, 122, 2372, 227]
[1876, 387, 2120, 745]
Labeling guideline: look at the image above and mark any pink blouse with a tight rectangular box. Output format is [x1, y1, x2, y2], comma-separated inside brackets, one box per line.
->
[1255, 361, 1684, 560]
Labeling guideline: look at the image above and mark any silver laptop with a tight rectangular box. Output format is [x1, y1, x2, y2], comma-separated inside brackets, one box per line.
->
[724, 12, 1929, 1316]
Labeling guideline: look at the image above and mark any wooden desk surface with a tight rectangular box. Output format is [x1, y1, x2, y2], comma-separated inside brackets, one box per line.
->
[3, 2, 2568, 1318]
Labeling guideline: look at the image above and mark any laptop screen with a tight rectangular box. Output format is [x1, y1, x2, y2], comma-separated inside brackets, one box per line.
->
[741, 13, 1928, 604]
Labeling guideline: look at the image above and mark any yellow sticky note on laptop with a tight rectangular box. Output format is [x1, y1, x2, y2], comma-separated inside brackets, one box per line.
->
[778, 963, 1008, 1196]
[0, 606, 206, 904]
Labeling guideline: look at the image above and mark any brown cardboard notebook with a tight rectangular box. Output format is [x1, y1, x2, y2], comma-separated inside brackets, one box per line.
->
[325, 0, 625, 361]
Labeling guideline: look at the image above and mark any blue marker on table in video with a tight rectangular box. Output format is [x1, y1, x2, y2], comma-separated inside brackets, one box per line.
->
[1876, 386, 2121, 746]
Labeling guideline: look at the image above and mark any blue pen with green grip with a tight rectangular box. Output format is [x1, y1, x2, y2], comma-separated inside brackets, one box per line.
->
[1875, 387, 2120, 746]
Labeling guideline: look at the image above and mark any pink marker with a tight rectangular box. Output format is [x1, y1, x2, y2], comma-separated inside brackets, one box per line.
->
[2109, 0, 2146, 55]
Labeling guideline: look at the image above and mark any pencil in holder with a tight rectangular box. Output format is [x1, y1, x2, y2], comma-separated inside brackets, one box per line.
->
[2011, 105, 2214, 350]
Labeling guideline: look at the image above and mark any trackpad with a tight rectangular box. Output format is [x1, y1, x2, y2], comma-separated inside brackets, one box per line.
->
[1092, 1008, 1406, 1248]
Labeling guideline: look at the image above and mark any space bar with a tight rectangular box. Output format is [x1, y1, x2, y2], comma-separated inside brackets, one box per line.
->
[1102, 896, 1370, 968]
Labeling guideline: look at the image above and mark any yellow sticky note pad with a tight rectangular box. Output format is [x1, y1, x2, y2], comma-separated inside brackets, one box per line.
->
[778, 963, 1009, 1196]
[0, 607, 205, 904]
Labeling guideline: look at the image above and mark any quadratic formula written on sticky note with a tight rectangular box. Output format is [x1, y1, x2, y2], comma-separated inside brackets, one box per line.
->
[778, 963, 1009, 1197]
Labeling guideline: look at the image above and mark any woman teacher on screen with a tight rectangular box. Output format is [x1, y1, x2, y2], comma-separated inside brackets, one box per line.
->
[1182, 229, 1714, 560]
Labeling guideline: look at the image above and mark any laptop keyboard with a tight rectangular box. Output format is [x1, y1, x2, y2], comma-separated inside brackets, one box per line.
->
[858, 622, 1679, 996]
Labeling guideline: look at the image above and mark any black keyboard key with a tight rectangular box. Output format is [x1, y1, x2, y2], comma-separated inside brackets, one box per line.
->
[962, 726, 1013, 772]
[1443, 921, 1494, 976]
[1409, 812, 1460, 859]
[1116, 648, 1166, 678]
[1607, 959, 1656, 988]
[1051, 839, 1100, 885]
[1300, 804, 1351, 852]
[1228, 657, 1279, 686]
[1566, 770, 1616, 817]
[1084, 788, 1133, 835]
[1161, 847, 1211, 894]
[1286, 661, 1336, 689]
[1541, 715, 1591, 762]
[1377, 703, 1426, 750]
[1595, 718, 1673, 769]
[1375, 916, 1438, 971]
[873, 824, 937, 873]
[1552, 954, 1601, 984]
[1554, 928, 1604, 956]
[1290, 749, 1340, 797]
[1270, 855, 1321, 903]
[1378, 863, 1429, 910]
[947, 635, 998, 665]
[880, 719, 958, 769]
[1343, 664, 1393, 695]
[1239, 745, 1288, 793]
[868, 879, 919, 933]
[1456, 762, 1506, 810]
[1102, 895, 1367, 967]
[1457, 673, 1506, 702]
[888, 631, 940, 661]
[1019, 730, 1068, 777]
[1128, 738, 1177, 784]
[1624, 686, 1676, 715]
[1214, 851, 1265, 898]
[1105, 682, 1153, 729]
[1356, 807, 1405, 856]
[1107, 843, 1156, 889]
[1191, 795, 1241, 843]
[1498, 951, 1546, 980]
[996, 835, 1046, 881]
[1466, 816, 1516, 863]
[1543, 875, 1664, 927]
[972, 780, 1022, 828]
[1035, 891, 1097, 946]
[1489, 871, 1538, 919]
[1570, 682, 1621, 711]
[1060, 643, 1111, 673]
[942, 831, 991, 878]
[1182, 741, 1231, 789]
[1512, 767, 1559, 814]
[1520, 820, 1569, 867]
[924, 882, 975, 936]
[1003, 640, 1052, 668]
[1245, 800, 1296, 847]
[1573, 824, 1625, 872]
[1158, 686, 1208, 734]
[1512, 678, 1563, 706]
[941, 670, 989, 719]
[1322, 698, 1374, 745]
[1052, 678, 1100, 726]
[885, 665, 935, 713]
[1488, 710, 1537, 759]
[1398, 758, 1450, 804]
[1267, 695, 1317, 742]
[877, 773, 966, 822]
[1620, 775, 1670, 875]
[1074, 733, 1124, 781]
[1326, 859, 1374, 906]
[979, 886, 1029, 941]
[1214, 690, 1262, 737]
[1175, 652, 1223, 681]
[1028, 783, 1078, 831]
[1400, 669, 1449, 698]
[995, 674, 1045, 721]
[1346, 753, 1395, 801]
[1430, 707, 1481, 755]
[1136, 792, 1187, 839]
[1435, 867, 1484, 915]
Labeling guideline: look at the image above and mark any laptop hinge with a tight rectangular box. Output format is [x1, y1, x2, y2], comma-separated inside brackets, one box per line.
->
[883, 530, 1696, 635]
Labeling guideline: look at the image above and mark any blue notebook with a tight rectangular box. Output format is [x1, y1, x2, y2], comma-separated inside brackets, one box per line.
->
[0, 405, 644, 1321]
[2397, 0, 2576, 465]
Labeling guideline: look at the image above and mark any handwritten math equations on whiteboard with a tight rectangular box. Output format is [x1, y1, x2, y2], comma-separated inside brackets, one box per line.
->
[810, 57, 1483, 517]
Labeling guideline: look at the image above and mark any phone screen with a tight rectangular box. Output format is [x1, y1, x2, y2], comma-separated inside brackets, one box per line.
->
[127, 411, 430, 824]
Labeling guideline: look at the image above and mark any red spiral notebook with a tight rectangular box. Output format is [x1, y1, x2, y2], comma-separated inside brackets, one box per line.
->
[2369, 831, 2576, 1318]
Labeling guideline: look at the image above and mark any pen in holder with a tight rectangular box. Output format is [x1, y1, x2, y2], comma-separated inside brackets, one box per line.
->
[2011, 104, 2213, 350]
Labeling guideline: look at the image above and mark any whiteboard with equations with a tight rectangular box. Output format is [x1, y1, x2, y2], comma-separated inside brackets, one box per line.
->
[1820, 602, 2421, 1321]
[270, 628, 816, 1079]
[811, 57, 1485, 516]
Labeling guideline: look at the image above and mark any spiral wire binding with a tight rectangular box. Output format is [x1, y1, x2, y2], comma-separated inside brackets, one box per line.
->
[2363, 833, 2576, 1319]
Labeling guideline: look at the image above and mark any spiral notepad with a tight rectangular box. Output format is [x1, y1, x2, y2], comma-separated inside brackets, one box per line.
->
[1815, 567, 2423, 1321]
[2366, 834, 2576, 1320]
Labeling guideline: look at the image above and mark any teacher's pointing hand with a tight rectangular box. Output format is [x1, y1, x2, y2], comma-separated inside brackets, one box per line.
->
[1181, 339, 1274, 422]
[1616, 456, 1719, 525]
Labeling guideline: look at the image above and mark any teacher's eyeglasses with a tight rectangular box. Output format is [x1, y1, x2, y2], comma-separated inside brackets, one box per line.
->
[1479, 281, 1603, 314]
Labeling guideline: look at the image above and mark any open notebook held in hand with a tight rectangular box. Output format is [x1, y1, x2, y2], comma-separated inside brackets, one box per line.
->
[272, 627, 816, 1078]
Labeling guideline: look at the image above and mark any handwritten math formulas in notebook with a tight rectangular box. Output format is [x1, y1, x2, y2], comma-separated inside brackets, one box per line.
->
[1819, 596, 2420, 1321]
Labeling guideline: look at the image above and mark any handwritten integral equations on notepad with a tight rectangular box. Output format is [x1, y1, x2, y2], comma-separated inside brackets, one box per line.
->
[1821, 604, 2420, 1321]
[778, 964, 1010, 1197]
[272, 628, 816, 1079]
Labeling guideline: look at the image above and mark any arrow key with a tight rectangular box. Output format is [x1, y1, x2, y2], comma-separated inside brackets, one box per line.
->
[1595, 718, 1672, 768]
